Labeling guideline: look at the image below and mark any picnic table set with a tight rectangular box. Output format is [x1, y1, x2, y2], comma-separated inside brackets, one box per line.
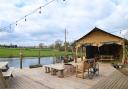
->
[44, 58, 99, 79]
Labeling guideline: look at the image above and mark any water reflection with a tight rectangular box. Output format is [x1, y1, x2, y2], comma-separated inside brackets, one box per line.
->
[0, 57, 59, 68]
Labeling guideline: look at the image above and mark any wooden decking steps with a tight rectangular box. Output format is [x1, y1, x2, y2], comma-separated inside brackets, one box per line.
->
[90, 70, 128, 89]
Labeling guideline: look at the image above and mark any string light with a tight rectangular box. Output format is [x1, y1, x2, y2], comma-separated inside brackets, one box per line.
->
[0, 0, 67, 31]
[16, 21, 18, 26]
[39, 7, 42, 14]
[25, 16, 27, 21]
[120, 30, 122, 34]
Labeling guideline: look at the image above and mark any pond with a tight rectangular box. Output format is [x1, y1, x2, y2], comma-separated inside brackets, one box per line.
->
[0, 57, 61, 68]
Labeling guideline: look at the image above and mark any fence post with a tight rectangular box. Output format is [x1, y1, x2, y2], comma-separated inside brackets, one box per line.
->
[38, 49, 41, 64]
[20, 49, 23, 69]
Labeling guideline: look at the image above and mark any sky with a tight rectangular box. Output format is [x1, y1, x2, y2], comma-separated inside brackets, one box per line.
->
[0, 0, 128, 46]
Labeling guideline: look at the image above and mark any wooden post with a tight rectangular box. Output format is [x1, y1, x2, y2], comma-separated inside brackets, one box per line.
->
[38, 48, 41, 64]
[75, 47, 78, 57]
[122, 42, 125, 64]
[84, 46, 86, 58]
[20, 49, 23, 69]
[98, 46, 100, 59]
[64, 29, 67, 56]
[122, 33, 126, 64]
[71, 46, 74, 56]
[81, 46, 84, 61]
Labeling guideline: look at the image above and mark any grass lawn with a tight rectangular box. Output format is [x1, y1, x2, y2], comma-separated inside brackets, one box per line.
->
[0, 48, 73, 58]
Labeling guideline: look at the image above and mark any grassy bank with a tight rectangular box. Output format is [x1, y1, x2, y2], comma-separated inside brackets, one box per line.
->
[0, 48, 73, 58]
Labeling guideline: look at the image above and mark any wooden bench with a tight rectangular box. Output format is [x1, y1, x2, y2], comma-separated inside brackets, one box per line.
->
[0, 67, 14, 88]
[2, 67, 14, 78]
[100, 55, 114, 61]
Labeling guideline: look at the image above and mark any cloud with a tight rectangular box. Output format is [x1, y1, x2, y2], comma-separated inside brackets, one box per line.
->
[0, 0, 128, 46]
[96, 0, 128, 33]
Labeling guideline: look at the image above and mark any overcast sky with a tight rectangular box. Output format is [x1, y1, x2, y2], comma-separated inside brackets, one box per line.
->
[0, 0, 128, 46]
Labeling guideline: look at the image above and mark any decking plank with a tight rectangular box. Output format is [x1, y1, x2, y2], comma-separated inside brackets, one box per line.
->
[90, 70, 128, 89]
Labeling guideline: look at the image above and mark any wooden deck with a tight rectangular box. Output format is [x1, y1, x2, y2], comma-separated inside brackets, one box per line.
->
[91, 70, 128, 89]
[0, 63, 127, 89]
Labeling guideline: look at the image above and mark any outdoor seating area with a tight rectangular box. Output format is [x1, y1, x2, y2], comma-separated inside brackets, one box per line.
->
[0, 63, 120, 89]
[43, 57, 99, 79]
[44, 63, 78, 78]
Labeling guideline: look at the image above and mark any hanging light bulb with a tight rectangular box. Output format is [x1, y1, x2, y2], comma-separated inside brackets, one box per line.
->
[120, 30, 121, 34]
[39, 7, 42, 14]
[60, 0, 67, 5]
[16, 21, 18, 26]
[25, 16, 27, 21]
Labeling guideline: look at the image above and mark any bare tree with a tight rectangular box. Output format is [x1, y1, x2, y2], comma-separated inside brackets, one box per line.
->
[55, 40, 63, 51]
[49, 44, 55, 49]
[39, 43, 44, 48]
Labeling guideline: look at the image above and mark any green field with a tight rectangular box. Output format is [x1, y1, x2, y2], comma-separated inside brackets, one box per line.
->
[0, 48, 73, 58]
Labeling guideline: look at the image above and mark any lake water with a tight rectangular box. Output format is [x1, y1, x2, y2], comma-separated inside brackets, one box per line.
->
[0, 57, 61, 68]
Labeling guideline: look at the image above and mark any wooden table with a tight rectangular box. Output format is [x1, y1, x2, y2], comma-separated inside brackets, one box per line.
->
[44, 63, 65, 78]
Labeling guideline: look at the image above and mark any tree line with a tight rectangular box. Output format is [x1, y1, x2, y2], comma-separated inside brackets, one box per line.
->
[38, 40, 74, 52]
[0, 40, 74, 52]
[0, 44, 18, 48]
[48, 40, 73, 51]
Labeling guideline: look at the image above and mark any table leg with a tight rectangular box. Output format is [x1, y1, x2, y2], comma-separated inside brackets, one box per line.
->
[45, 67, 50, 73]
[58, 70, 64, 78]
[45, 67, 47, 73]
[47, 67, 50, 73]
[51, 68, 56, 75]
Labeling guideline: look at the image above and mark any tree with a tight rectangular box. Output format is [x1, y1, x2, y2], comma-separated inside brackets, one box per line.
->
[49, 44, 55, 49]
[55, 40, 63, 51]
[39, 43, 44, 48]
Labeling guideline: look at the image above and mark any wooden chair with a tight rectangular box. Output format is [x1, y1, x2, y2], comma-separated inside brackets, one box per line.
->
[76, 61, 90, 79]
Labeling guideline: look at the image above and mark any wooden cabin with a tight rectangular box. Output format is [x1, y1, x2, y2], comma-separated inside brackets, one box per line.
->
[74, 27, 128, 63]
